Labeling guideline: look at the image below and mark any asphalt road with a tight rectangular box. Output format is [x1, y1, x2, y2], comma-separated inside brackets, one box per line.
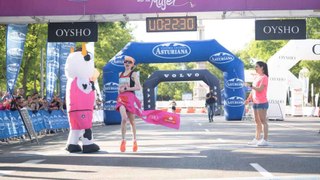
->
[0, 114, 319, 180]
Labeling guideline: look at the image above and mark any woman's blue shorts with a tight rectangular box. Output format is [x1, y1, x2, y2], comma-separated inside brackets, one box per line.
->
[253, 102, 269, 110]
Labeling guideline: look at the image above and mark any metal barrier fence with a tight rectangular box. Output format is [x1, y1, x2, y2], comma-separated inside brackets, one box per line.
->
[0, 110, 69, 140]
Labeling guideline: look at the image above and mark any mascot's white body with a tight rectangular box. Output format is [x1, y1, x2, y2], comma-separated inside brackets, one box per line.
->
[64, 48, 100, 153]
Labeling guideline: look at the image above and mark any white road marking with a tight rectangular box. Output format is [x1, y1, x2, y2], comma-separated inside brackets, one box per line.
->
[198, 123, 202, 126]
[205, 129, 209, 132]
[200, 175, 320, 180]
[0, 171, 14, 177]
[0, 159, 45, 177]
[273, 123, 318, 133]
[250, 163, 274, 177]
[21, 159, 45, 164]
[217, 138, 226, 143]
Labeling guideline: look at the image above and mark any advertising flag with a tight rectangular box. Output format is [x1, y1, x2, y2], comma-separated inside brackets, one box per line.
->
[6, 24, 28, 94]
[59, 42, 75, 101]
[46, 42, 60, 102]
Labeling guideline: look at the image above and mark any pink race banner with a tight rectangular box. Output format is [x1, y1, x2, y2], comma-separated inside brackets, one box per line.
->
[116, 92, 180, 129]
[142, 110, 180, 130]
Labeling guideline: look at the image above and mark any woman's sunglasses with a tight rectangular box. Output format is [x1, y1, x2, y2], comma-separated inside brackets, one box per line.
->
[124, 60, 133, 64]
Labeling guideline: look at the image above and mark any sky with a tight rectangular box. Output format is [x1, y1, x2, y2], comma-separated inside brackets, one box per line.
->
[129, 19, 255, 52]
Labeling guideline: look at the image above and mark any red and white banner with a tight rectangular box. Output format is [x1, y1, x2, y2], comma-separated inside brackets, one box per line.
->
[142, 110, 180, 130]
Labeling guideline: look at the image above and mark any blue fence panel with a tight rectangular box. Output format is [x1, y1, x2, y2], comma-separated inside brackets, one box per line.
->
[61, 112, 70, 129]
[29, 112, 39, 133]
[28, 111, 46, 133]
[41, 110, 52, 130]
[0, 111, 10, 139]
[0, 110, 69, 140]
[50, 110, 65, 129]
[36, 111, 46, 131]
[6, 111, 18, 137]
[50, 110, 58, 130]
[10, 110, 25, 137]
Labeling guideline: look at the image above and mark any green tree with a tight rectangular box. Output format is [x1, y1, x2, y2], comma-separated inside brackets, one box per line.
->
[0, 24, 47, 96]
[95, 22, 133, 70]
[94, 22, 134, 88]
[135, 63, 158, 85]
[307, 17, 320, 39]
[206, 62, 223, 81]
[246, 40, 287, 62]
[19, 24, 47, 96]
[157, 82, 192, 100]
[0, 25, 6, 92]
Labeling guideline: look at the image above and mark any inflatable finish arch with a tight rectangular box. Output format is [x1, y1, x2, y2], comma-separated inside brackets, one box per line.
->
[103, 39, 245, 125]
[143, 69, 221, 110]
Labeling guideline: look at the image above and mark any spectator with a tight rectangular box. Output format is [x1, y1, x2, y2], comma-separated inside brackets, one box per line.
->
[170, 100, 177, 113]
[62, 97, 67, 110]
[95, 98, 102, 110]
[16, 88, 25, 98]
[2, 99, 12, 110]
[10, 96, 24, 111]
[39, 98, 49, 110]
[29, 92, 40, 113]
[0, 91, 4, 102]
[25, 95, 32, 108]
[0, 91, 5, 110]
[1, 91, 10, 102]
[49, 95, 63, 111]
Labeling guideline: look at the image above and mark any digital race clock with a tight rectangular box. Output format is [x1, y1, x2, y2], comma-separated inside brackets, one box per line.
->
[146, 16, 197, 32]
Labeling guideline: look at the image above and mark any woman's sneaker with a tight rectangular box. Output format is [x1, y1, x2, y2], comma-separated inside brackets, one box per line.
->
[257, 139, 269, 146]
[247, 138, 259, 145]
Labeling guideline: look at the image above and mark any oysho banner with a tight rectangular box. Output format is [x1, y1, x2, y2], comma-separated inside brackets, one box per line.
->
[48, 22, 98, 42]
[255, 19, 306, 40]
[6, 24, 28, 94]
[46, 42, 60, 102]
[59, 42, 75, 101]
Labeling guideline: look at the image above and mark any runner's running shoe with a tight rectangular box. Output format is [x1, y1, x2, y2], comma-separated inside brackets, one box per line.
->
[120, 140, 126, 152]
[133, 140, 138, 152]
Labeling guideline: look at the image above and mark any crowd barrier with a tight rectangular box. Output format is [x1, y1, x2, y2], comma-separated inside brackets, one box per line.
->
[0, 110, 69, 140]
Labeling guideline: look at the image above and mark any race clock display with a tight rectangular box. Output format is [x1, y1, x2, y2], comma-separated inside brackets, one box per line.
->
[146, 16, 197, 32]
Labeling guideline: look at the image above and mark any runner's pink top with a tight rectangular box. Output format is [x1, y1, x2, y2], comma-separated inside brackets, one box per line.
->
[252, 74, 268, 104]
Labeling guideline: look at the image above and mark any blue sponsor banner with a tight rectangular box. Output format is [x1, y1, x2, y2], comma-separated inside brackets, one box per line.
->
[46, 42, 60, 102]
[6, 24, 28, 95]
[59, 42, 75, 101]
[0, 110, 69, 139]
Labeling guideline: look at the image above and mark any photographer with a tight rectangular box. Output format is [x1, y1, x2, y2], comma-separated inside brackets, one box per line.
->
[206, 89, 217, 123]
